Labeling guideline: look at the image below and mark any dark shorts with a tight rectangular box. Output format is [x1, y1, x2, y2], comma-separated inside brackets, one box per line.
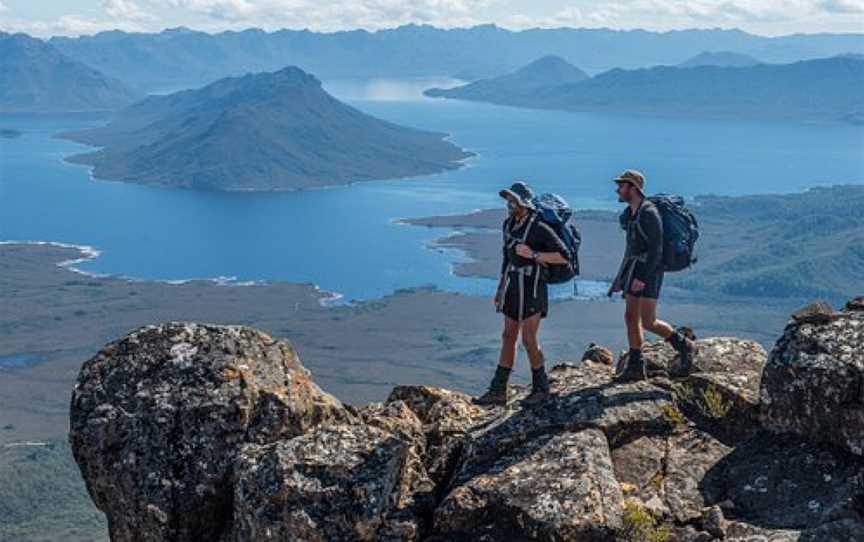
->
[626, 270, 665, 300]
[501, 270, 548, 321]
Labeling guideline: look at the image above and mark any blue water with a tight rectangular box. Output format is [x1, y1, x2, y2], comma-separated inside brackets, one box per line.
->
[2, 79, 863, 301]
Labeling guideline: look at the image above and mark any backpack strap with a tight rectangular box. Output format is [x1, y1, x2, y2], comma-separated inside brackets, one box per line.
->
[633, 201, 648, 242]
[521, 214, 537, 243]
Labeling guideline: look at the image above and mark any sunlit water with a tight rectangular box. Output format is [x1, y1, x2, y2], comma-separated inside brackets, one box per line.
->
[1, 77, 862, 302]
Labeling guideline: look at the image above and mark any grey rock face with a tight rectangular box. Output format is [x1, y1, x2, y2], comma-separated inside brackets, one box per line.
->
[69, 322, 351, 541]
[435, 428, 623, 541]
[230, 424, 412, 541]
[760, 303, 864, 455]
[68, 309, 864, 542]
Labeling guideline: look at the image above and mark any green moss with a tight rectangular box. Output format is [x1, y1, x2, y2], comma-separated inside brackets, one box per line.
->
[662, 403, 688, 427]
[621, 500, 671, 542]
[700, 383, 733, 419]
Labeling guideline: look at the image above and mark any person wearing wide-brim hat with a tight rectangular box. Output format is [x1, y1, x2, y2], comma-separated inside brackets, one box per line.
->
[473, 181, 571, 407]
[609, 169, 696, 382]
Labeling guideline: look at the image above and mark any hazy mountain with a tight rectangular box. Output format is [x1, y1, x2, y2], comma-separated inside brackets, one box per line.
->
[679, 51, 762, 68]
[427, 55, 864, 122]
[425, 55, 588, 102]
[58, 66, 471, 191]
[48, 25, 864, 91]
[0, 32, 141, 113]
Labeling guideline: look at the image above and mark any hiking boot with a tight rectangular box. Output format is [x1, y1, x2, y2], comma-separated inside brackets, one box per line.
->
[473, 386, 508, 406]
[521, 364, 551, 406]
[473, 365, 511, 407]
[667, 332, 697, 377]
[614, 349, 647, 383]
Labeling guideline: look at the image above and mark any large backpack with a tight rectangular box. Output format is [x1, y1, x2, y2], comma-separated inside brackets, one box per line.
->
[530, 193, 582, 284]
[638, 194, 699, 272]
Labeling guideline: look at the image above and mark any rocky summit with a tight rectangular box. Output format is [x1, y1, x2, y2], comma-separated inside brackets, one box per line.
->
[69, 301, 864, 541]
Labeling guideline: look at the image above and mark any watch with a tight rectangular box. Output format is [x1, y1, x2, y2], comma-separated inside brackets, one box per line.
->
[532, 251, 540, 260]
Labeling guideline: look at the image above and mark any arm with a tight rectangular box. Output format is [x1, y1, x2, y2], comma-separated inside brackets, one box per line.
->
[515, 221, 569, 265]
[633, 206, 663, 281]
[499, 219, 510, 276]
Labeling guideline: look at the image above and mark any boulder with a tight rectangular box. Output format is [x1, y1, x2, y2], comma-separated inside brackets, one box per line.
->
[662, 428, 732, 523]
[677, 338, 767, 441]
[791, 300, 838, 325]
[846, 296, 864, 312]
[582, 343, 614, 366]
[69, 322, 351, 542]
[434, 428, 623, 541]
[701, 433, 864, 531]
[229, 424, 413, 541]
[760, 301, 864, 455]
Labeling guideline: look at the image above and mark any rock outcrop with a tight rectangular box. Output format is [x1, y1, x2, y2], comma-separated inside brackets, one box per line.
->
[70, 300, 864, 541]
[761, 300, 864, 456]
[69, 322, 351, 541]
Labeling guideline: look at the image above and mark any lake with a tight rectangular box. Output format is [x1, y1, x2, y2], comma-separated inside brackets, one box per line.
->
[1, 78, 863, 302]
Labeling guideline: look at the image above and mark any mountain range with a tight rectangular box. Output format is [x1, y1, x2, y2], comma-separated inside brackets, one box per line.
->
[48, 25, 864, 91]
[58, 66, 470, 191]
[0, 32, 141, 113]
[426, 55, 864, 122]
[679, 50, 762, 68]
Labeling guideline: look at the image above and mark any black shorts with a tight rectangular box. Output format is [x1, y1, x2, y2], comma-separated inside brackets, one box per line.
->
[626, 270, 664, 300]
[500, 270, 548, 321]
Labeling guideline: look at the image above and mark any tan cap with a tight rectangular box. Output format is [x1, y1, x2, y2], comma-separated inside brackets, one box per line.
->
[613, 169, 646, 195]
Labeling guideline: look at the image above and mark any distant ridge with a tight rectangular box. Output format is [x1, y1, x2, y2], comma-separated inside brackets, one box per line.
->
[58, 66, 471, 191]
[426, 55, 864, 123]
[679, 50, 762, 68]
[425, 55, 588, 103]
[47, 25, 864, 91]
[0, 32, 140, 113]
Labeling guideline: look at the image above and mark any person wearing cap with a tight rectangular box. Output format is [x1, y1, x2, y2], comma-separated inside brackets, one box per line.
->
[609, 169, 697, 381]
[473, 181, 571, 407]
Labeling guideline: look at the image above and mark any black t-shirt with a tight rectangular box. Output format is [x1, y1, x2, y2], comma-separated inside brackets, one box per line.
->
[500, 213, 570, 275]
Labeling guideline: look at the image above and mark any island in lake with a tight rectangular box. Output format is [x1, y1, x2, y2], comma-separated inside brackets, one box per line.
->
[426, 54, 864, 123]
[58, 66, 472, 191]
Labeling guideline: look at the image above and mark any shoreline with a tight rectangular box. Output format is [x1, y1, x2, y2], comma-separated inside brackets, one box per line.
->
[0, 240, 346, 307]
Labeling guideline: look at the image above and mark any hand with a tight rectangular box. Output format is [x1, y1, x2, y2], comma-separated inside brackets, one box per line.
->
[515, 243, 535, 259]
[630, 279, 646, 293]
[608, 281, 622, 294]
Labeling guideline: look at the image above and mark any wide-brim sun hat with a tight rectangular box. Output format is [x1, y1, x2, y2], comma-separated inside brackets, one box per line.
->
[499, 181, 536, 210]
[613, 169, 646, 195]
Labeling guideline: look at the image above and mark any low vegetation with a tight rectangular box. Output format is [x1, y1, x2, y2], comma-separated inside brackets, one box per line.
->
[620, 500, 672, 542]
[0, 440, 106, 541]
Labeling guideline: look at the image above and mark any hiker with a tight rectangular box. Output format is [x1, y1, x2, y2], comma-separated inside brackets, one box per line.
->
[474, 181, 571, 407]
[609, 170, 697, 381]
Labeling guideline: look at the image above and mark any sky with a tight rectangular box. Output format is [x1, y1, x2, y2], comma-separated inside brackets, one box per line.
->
[0, 0, 862, 37]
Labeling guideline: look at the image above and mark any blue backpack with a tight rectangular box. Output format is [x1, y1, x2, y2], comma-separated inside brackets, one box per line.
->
[531, 193, 582, 284]
[639, 194, 699, 272]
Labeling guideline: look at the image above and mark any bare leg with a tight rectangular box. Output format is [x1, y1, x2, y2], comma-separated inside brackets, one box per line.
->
[624, 294, 644, 350]
[498, 316, 520, 369]
[639, 299, 675, 340]
[519, 313, 544, 369]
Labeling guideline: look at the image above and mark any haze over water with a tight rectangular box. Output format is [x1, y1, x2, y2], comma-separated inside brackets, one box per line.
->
[2, 77, 863, 301]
